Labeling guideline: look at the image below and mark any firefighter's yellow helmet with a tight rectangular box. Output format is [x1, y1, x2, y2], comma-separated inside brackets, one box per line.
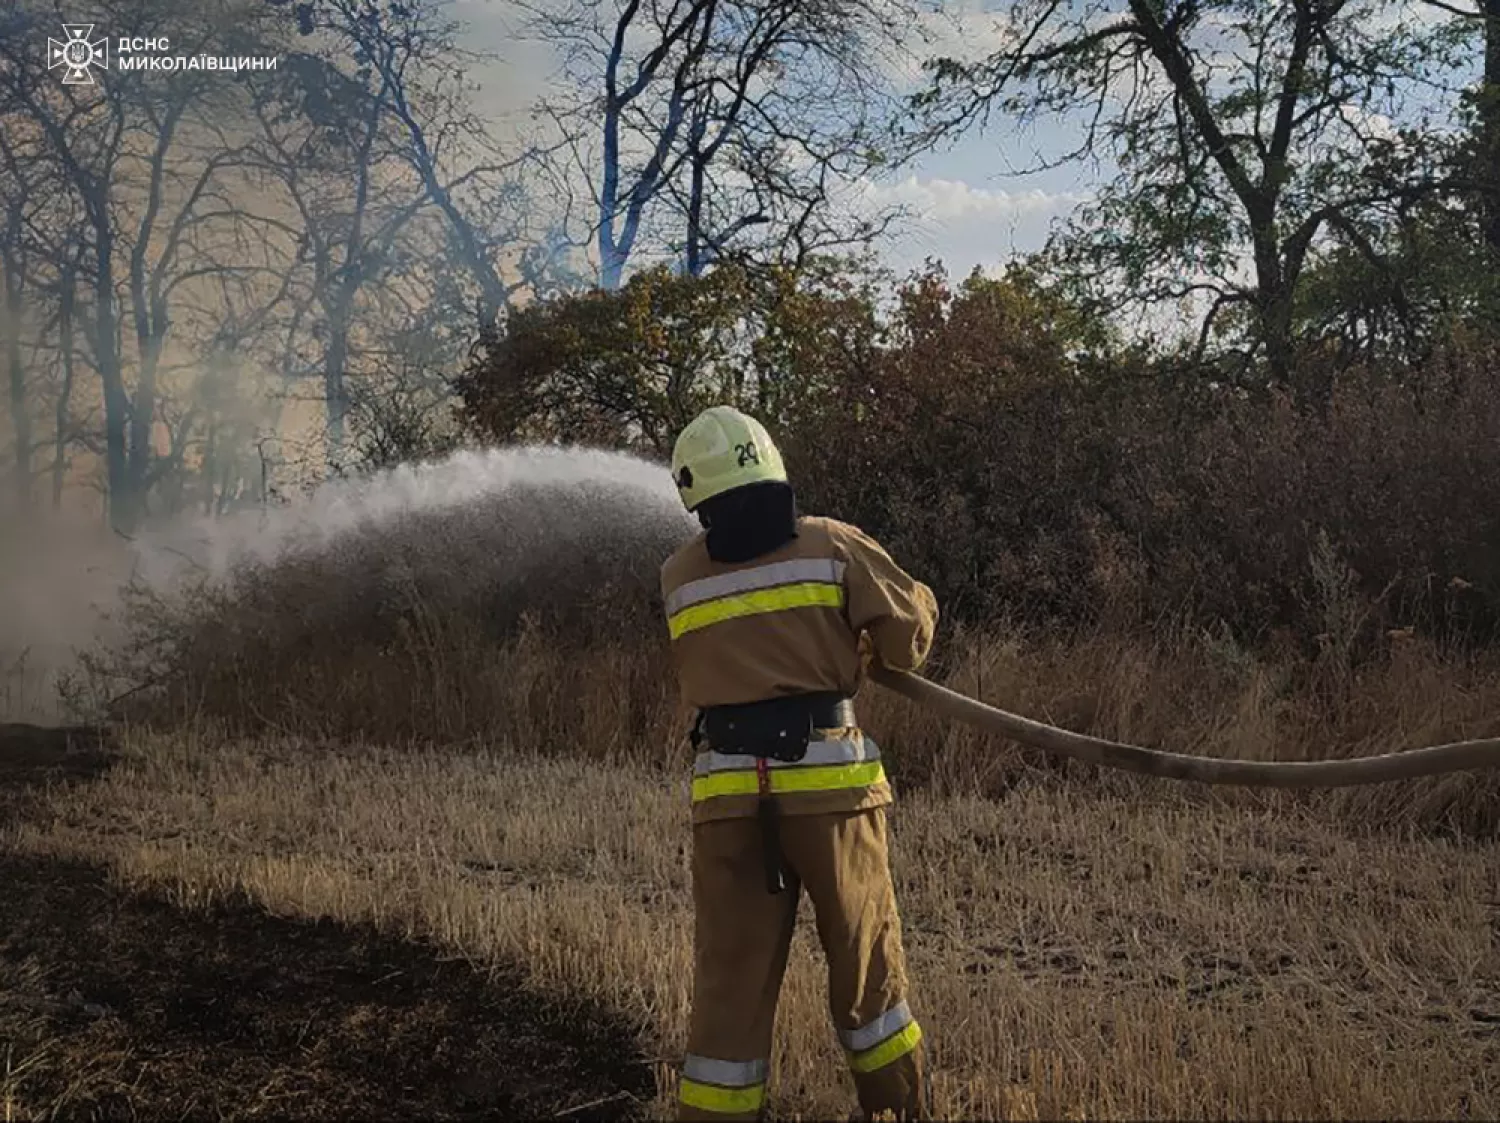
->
[671, 406, 787, 511]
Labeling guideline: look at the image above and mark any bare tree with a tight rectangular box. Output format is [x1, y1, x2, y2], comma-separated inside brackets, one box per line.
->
[0, 19, 133, 527]
[0, 0, 302, 530]
[528, 0, 923, 288]
[279, 0, 565, 328]
[652, 1, 903, 276]
[249, 43, 433, 459]
[4, 0, 579, 523]
[0, 122, 53, 512]
[49, 242, 87, 509]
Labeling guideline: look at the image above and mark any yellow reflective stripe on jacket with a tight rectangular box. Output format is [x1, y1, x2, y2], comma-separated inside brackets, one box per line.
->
[848, 1020, 923, 1074]
[692, 760, 885, 802]
[666, 557, 846, 615]
[668, 581, 844, 640]
[678, 1077, 766, 1114]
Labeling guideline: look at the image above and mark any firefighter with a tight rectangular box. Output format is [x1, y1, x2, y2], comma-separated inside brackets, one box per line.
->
[660, 405, 938, 1121]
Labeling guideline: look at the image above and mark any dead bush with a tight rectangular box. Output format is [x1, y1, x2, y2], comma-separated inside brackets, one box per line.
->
[84, 455, 696, 748]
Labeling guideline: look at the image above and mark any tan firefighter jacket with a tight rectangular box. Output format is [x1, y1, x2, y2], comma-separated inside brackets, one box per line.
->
[660, 515, 939, 824]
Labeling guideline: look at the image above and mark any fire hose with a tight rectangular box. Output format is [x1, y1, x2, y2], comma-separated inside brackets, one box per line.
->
[869, 664, 1500, 786]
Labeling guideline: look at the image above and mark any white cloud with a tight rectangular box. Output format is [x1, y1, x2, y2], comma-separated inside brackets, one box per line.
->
[862, 173, 1088, 224]
[848, 173, 1090, 276]
[883, 0, 1012, 85]
[1337, 103, 1399, 142]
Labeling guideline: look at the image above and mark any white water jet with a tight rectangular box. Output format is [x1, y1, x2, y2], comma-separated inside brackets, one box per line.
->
[128, 444, 699, 592]
[2, 445, 701, 722]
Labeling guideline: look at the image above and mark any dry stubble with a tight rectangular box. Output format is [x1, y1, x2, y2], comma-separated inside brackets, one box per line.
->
[12, 724, 1497, 1121]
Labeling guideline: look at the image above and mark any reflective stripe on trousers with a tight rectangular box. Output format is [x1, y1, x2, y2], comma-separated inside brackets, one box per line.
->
[678, 1054, 768, 1115]
[690, 736, 884, 803]
[682, 810, 925, 1121]
[841, 999, 923, 1074]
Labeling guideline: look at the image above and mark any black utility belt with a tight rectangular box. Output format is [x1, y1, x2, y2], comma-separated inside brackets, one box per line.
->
[693, 691, 856, 763]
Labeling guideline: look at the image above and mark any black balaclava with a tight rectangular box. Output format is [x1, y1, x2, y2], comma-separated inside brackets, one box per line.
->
[697, 480, 800, 564]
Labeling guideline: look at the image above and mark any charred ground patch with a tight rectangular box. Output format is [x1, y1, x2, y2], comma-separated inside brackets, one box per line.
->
[0, 729, 655, 1122]
[0, 723, 113, 791]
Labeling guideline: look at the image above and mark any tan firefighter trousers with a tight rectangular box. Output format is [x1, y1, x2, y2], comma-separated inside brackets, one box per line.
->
[677, 806, 927, 1121]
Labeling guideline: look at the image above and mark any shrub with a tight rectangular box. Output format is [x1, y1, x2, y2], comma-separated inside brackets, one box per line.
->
[88, 447, 698, 747]
[456, 262, 1500, 658]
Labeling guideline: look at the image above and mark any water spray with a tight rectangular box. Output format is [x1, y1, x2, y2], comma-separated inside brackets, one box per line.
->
[127, 445, 698, 592]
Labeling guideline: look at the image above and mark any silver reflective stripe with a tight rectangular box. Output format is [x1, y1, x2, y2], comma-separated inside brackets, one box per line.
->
[693, 736, 880, 777]
[841, 1000, 914, 1052]
[665, 557, 847, 616]
[681, 1054, 768, 1088]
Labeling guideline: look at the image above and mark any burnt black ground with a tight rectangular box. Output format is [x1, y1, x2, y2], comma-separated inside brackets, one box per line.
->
[0, 725, 656, 1121]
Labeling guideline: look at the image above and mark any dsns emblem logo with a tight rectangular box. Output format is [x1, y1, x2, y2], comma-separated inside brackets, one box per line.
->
[48, 24, 109, 84]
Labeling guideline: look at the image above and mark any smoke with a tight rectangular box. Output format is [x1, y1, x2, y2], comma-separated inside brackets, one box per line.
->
[0, 445, 701, 723]
[0, 509, 137, 722]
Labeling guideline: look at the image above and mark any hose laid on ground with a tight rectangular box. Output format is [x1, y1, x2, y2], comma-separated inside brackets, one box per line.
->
[869, 665, 1500, 786]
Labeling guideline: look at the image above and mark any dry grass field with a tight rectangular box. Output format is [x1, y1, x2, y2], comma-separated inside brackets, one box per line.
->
[4, 626, 1498, 1120]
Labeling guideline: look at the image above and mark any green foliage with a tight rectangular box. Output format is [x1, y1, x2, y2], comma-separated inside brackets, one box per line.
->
[454, 257, 894, 456]
[457, 265, 752, 455]
[1290, 193, 1500, 364]
[904, 0, 1490, 397]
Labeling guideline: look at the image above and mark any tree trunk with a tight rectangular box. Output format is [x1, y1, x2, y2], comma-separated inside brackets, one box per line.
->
[92, 216, 134, 533]
[126, 318, 163, 522]
[324, 304, 351, 465]
[52, 261, 77, 511]
[599, 27, 626, 293]
[201, 420, 217, 515]
[686, 152, 707, 277]
[599, 191, 625, 290]
[2, 244, 30, 514]
[1251, 225, 1298, 394]
[1482, 0, 1500, 257]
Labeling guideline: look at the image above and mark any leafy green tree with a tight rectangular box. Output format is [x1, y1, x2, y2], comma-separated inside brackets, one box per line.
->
[906, 0, 1479, 405]
[453, 255, 902, 456]
[1288, 184, 1500, 362]
[1428, 0, 1500, 258]
[454, 264, 758, 455]
[1285, 2, 1500, 360]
